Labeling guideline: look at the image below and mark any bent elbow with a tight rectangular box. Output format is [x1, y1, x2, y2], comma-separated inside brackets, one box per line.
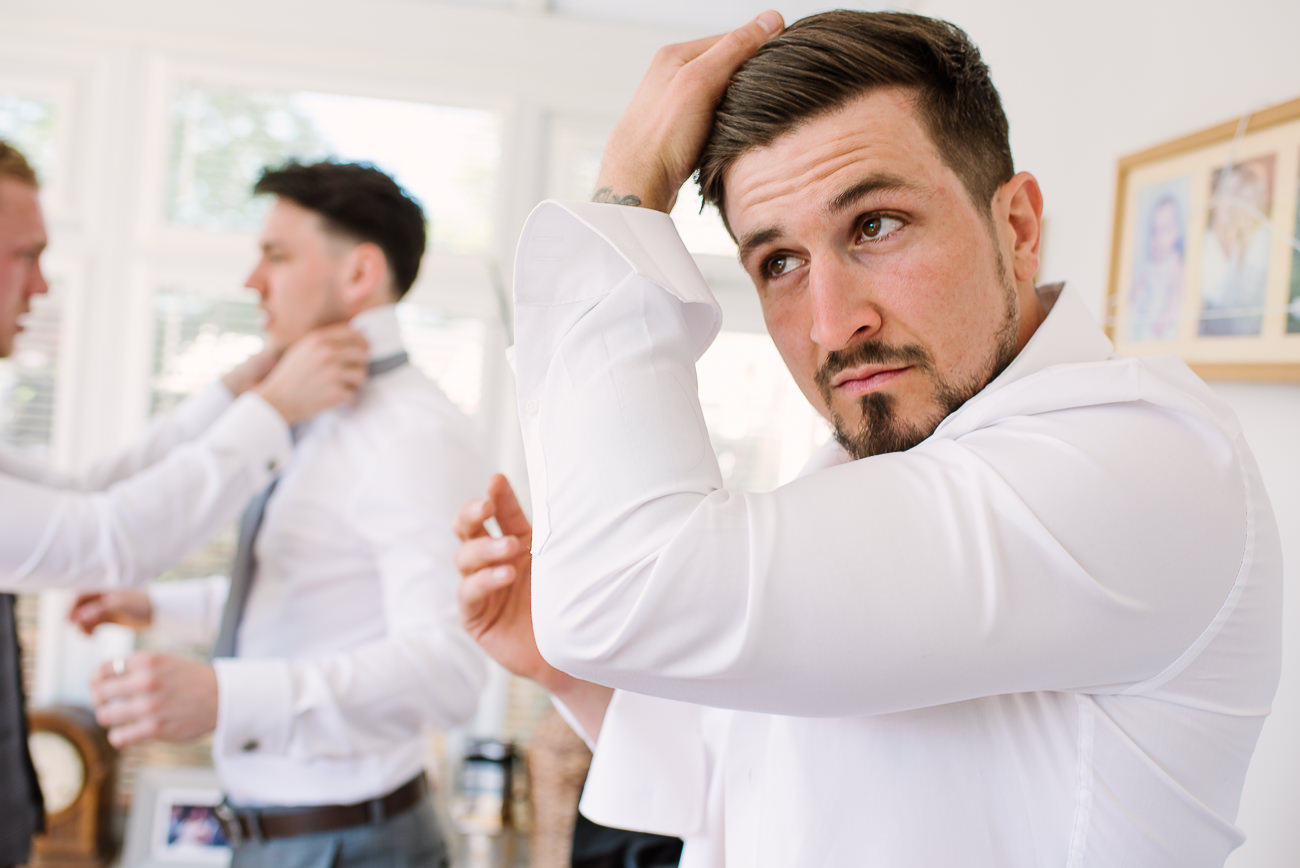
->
[531, 562, 632, 682]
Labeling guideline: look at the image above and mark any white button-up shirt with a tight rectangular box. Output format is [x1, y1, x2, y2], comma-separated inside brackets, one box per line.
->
[150, 304, 488, 806]
[0, 387, 290, 590]
[513, 202, 1282, 867]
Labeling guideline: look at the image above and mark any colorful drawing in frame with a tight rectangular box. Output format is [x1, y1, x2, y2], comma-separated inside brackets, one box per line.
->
[1198, 153, 1276, 337]
[1127, 176, 1191, 341]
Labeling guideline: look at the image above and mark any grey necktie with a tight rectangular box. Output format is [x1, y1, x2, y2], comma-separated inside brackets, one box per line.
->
[209, 350, 410, 659]
[211, 480, 277, 659]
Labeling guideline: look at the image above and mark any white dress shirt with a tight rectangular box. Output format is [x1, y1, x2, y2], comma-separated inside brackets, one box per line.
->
[0, 387, 290, 590]
[512, 202, 1283, 867]
[151, 304, 488, 807]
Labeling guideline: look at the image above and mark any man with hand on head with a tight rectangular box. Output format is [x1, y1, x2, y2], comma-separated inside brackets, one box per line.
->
[73, 161, 486, 867]
[455, 11, 1280, 867]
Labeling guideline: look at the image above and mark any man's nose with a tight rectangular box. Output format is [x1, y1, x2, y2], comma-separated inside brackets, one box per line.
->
[244, 263, 268, 295]
[27, 262, 49, 298]
[807, 255, 882, 351]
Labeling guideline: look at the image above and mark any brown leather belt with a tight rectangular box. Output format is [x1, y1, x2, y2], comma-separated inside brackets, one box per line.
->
[214, 774, 428, 844]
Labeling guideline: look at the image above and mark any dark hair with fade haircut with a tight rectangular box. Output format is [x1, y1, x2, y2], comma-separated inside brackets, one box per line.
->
[253, 160, 427, 297]
[0, 140, 39, 187]
[697, 11, 1014, 230]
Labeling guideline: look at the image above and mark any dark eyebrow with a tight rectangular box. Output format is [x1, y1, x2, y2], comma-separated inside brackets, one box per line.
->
[828, 173, 917, 214]
[736, 173, 920, 265]
[736, 227, 781, 265]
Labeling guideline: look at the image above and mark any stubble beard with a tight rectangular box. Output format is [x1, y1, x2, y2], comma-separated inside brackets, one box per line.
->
[817, 265, 1022, 460]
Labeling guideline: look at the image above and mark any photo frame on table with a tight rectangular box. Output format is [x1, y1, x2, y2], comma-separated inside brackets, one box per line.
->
[1106, 94, 1300, 381]
[121, 766, 231, 867]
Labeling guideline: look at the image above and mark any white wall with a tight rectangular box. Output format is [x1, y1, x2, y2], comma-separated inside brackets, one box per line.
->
[917, 1, 1300, 865]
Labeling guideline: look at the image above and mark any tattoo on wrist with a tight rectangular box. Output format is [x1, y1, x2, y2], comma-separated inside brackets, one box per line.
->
[592, 187, 643, 207]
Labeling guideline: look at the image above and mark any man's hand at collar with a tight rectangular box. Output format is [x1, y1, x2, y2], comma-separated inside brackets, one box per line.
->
[253, 323, 369, 425]
[592, 10, 783, 213]
[220, 343, 282, 397]
[90, 652, 219, 749]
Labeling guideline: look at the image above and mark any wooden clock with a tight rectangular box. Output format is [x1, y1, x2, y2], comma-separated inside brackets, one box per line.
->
[26, 704, 117, 868]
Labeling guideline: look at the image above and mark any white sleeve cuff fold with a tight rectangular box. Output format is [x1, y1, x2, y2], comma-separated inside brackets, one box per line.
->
[148, 575, 229, 648]
[205, 393, 293, 480]
[213, 657, 295, 757]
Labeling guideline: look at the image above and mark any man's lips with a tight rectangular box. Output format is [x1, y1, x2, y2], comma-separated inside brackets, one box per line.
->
[830, 365, 911, 396]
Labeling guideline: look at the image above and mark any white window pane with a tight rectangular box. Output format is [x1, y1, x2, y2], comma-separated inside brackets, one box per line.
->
[0, 93, 58, 184]
[0, 293, 60, 460]
[167, 82, 501, 255]
[150, 289, 262, 416]
[397, 305, 488, 419]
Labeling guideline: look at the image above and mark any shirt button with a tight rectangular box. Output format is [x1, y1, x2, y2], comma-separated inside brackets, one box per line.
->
[266, 459, 278, 472]
[241, 739, 260, 752]
[523, 400, 540, 416]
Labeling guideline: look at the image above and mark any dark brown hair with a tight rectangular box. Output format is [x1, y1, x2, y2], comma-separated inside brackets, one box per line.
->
[0, 140, 39, 187]
[254, 160, 426, 298]
[697, 11, 1014, 227]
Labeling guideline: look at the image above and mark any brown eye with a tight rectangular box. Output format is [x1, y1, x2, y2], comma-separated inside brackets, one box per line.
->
[764, 254, 805, 280]
[857, 214, 903, 243]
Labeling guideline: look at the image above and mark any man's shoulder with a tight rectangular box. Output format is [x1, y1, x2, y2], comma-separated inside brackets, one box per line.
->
[337, 369, 484, 470]
[355, 367, 472, 428]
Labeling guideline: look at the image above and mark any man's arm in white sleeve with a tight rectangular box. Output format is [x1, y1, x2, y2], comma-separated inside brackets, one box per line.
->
[1, 340, 280, 491]
[515, 201, 1252, 719]
[0, 323, 374, 593]
[0, 384, 236, 491]
[0, 392, 290, 592]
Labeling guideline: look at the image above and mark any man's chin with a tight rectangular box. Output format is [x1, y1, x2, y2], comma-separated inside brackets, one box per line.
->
[832, 398, 946, 459]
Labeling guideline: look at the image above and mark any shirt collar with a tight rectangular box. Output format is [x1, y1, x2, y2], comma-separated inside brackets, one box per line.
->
[349, 304, 406, 362]
[988, 283, 1115, 392]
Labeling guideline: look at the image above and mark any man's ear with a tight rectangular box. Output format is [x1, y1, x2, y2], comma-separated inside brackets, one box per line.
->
[339, 242, 391, 313]
[997, 172, 1044, 283]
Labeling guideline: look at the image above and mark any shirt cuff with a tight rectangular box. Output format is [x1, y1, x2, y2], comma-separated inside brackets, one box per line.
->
[148, 576, 228, 648]
[550, 693, 596, 751]
[213, 657, 294, 756]
[204, 392, 293, 480]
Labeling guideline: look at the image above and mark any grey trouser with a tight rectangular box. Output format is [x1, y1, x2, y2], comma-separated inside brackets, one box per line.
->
[230, 794, 448, 868]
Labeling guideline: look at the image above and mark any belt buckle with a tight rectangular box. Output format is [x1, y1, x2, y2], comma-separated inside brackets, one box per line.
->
[213, 799, 244, 847]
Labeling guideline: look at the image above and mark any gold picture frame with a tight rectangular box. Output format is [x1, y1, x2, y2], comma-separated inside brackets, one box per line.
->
[1106, 95, 1300, 381]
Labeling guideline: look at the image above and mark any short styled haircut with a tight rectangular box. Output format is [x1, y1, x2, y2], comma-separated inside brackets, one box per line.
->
[0, 140, 39, 187]
[253, 160, 426, 297]
[697, 11, 1014, 226]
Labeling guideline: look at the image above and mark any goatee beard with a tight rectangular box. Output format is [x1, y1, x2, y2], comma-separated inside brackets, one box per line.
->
[817, 313, 1020, 460]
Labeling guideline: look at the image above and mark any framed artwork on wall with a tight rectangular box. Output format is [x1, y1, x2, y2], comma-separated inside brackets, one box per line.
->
[1107, 95, 1300, 381]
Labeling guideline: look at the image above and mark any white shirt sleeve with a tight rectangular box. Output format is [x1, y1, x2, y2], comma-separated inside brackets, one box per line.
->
[513, 201, 1249, 719]
[212, 414, 488, 759]
[0, 383, 234, 490]
[0, 392, 291, 591]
